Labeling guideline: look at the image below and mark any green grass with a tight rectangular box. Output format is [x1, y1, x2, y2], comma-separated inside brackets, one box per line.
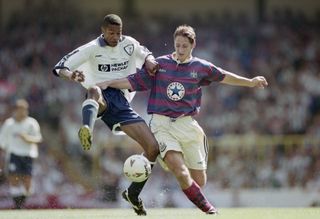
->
[0, 208, 319, 219]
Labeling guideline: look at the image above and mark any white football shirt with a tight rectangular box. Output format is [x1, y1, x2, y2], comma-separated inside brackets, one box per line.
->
[0, 117, 42, 158]
[54, 35, 152, 101]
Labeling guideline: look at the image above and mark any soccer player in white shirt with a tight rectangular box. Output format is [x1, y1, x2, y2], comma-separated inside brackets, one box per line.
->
[53, 14, 159, 215]
[0, 99, 42, 209]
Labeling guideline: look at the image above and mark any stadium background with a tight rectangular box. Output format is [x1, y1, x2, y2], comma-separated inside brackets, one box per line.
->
[0, 0, 320, 209]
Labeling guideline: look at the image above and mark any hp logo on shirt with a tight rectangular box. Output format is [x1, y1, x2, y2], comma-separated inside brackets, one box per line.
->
[98, 64, 111, 72]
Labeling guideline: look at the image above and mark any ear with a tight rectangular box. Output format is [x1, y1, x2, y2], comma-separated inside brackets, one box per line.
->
[193, 40, 196, 49]
[101, 26, 105, 34]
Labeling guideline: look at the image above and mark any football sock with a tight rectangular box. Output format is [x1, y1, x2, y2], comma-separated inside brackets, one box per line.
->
[127, 163, 155, 203]
[82, 99, 99, 131]
[182, 181, 214, 212]
[13, 195, 26, 209]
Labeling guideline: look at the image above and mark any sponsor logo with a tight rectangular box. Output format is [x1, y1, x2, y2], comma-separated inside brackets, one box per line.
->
[98, 61, 129, 72]
[98, 64, 110, 72]
[167, 82, 185, 101]
[190, 70, 198, 78]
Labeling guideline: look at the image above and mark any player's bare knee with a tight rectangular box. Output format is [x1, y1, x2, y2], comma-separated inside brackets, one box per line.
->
[149, 142, 160, 161]
[87, 86, 102, 100]
[144, 139, 159, 162]
[174, 168, 190, 182]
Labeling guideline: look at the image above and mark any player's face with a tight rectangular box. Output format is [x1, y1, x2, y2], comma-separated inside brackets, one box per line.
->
[174, 35, 194, 62]
[14, 106, 28, 121]
[101, 24, 122, 47]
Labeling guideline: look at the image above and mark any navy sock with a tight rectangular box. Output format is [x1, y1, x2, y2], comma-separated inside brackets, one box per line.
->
[13, 195, 26, 209]
[82, 99, 99, 131]
[128, 164, 154, 203]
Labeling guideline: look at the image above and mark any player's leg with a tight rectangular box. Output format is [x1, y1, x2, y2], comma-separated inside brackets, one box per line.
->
[164, 150, 193, 188]
[79, 85, 107, 150]
[7, 154, 30, 209]
[121, 122, 159, 162]
[8, 174, 25, 209]
[180, 119, 210, 187]
[14, 174, 32, 209]
[164, 151, 216, 214]
[120, 122, 159, 215]
[189, 169, 207, 187]
[159, 116, 216, 214]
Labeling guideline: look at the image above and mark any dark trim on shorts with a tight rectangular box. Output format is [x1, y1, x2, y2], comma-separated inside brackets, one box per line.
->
[120, 118, 145, 126]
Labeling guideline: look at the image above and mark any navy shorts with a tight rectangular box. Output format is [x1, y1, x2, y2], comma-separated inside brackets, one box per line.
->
[100, 88, 144, 131]
[8, 153, 33, 175]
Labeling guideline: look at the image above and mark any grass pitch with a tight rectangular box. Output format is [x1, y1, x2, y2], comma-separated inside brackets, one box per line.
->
[0, 208, 319, 219]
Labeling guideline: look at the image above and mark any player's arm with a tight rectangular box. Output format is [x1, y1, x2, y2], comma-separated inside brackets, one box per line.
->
[58, 68, 85, 83]
[18, 133, 42, 144]
[19, 120, 42, 144]
[220, 69, 268, 88]
[144, 54, 159, 76]
[97, 78, 132, 90]
[97, 69, 153, 91]
[52, 43, 93, 83]
[133, 38, 159, 75]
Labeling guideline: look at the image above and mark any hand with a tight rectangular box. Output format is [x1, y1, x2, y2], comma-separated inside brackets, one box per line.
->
[96, 81, 110, 90]
[70, 70, 85, 82]
[18, 133, 29, 143]
[145, 56, 159, 76]
[251, 76, 268, 89]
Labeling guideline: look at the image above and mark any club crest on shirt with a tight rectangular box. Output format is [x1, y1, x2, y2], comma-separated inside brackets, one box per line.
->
[190, 70, 198, 78]
[167, 82, 185, 101]
[124, 44, 134, 56]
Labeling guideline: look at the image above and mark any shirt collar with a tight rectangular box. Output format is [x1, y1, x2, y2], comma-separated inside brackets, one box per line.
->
[171, 52, 193, 64]
[98, 34, 124, 47]
[98, 35, 107, 47]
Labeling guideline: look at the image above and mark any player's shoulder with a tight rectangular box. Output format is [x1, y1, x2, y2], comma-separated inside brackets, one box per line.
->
[192, 56, 212, 66]
[2, 117, 14, 126]
[76, 37, 100, 52]
[121, 35, 139, 44]
[25, 117, 40, 125]
[156, 54, 172, 62]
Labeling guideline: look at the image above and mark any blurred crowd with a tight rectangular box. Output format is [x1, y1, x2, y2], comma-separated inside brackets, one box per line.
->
[0, 1, 320, 208]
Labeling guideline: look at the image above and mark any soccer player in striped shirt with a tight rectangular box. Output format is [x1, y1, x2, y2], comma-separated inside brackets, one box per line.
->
[98, 25, 268, 214]
[53, 14, 160, 215]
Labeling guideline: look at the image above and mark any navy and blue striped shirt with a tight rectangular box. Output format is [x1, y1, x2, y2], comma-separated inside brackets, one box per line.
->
[128, 54, 225, 118]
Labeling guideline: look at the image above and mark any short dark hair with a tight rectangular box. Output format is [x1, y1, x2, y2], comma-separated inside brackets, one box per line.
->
[174, 25, 196, 44]
[102, 14, 122, 27]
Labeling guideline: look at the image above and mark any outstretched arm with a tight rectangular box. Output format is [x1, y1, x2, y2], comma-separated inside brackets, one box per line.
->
[220, 70, 268, 88]
[97, 78, 133, 90]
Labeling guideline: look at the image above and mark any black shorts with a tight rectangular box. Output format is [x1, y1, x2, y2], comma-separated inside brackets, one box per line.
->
[100, 88, 144, 131]
[8, 153, 33, 175]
